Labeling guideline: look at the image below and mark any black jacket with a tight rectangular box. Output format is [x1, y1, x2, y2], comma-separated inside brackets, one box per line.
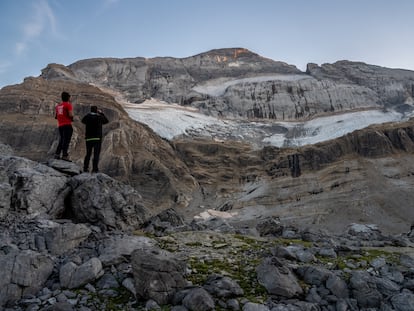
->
[81, 112, 109, 139]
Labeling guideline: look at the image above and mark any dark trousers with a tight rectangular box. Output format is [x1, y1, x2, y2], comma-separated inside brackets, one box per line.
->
[84, 139, 102, 172]
[55, 125, 73, 157]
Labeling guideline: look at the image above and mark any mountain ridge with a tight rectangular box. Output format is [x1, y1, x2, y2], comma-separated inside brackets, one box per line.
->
[38, 48, 414, 124]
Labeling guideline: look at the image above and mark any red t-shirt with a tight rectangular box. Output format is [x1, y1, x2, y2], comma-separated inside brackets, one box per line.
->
[55, 102, 73, 127]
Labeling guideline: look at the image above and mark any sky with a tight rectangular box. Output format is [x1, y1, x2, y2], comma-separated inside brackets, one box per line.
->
[1, 0, 414, 88]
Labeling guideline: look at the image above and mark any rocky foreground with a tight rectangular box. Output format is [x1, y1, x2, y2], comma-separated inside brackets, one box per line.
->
[0, 143, 414, 311]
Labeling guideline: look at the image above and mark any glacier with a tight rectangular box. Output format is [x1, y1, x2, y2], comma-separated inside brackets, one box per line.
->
[124, 98, 409, 148]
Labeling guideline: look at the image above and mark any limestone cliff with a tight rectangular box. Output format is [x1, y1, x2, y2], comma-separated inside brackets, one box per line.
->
[61, 48, 301, 106]
[42, 48, 414, 122]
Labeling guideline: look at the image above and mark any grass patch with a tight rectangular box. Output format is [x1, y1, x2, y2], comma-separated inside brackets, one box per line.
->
[316, 248, 402, 271]
[187, 256, 267, 302]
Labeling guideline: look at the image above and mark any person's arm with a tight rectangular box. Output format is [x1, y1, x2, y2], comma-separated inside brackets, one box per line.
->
[98, 110, 109, 124]
[67, 102, 74, 121]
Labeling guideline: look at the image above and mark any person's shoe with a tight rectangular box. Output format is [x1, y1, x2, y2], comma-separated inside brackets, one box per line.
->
[83, 169, 89, 173]
[54, 154, 60, 159]
[61, 155, 71, 162]
[92, 169, 99, 173]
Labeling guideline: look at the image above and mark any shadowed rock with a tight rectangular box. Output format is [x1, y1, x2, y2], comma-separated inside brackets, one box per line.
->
[69, 173, 153, 231]
[256, 257, 303, 298]
[0, 155, 70, 219]
[59, 257, 104, 289]
[44, 222, 91, 255]
[181, 287, 215, 311]
[0, 250, 54, 306]
[131, 247, 187, 305]
[98, 235, 156, 266]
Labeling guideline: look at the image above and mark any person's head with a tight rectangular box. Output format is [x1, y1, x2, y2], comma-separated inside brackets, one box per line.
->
[61, 92, 71, 102]
[90, 105, 98, 113]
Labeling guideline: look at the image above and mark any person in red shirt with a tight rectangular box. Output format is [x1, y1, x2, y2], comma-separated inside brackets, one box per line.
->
[54, 92, 74, 161]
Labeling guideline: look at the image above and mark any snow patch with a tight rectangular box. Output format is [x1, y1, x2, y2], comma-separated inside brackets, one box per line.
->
[194, 209, 238, 220]
[265, 110, 403, 147]
[124, 99, 229, 140]
[123, 98, 408, 148]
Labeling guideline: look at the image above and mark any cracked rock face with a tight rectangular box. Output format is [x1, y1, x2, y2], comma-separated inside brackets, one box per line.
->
[69, 173, 153, 230]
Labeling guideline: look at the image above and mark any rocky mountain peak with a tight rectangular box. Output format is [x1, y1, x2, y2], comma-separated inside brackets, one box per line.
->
[183, 47, 302, 75]
[191, 47, 267, 63]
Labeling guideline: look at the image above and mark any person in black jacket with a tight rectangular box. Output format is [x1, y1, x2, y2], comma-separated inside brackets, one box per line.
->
[81, 105, 109, 173]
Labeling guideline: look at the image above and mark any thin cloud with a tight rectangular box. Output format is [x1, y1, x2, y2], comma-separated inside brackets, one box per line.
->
[104, 0, 120, 9]
[0, 61, 12, 74]
[16, 0, 57, 55]
[15, 43, 27, 55]
[96, 0, 121, 15]
[72, 0, 120, 34]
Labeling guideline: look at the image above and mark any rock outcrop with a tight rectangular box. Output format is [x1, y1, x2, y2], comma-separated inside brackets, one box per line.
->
[131, 247, 188, 304]
[307, 60, 414, 109]
[0, 76, 197, 213]
[69, 173, 152, 230]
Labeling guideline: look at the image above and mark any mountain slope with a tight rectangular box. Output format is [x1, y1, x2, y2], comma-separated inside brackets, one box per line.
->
[2, 48, 414, 234]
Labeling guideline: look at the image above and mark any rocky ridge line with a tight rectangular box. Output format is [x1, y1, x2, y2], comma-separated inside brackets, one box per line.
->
[38, 48, 414, 122]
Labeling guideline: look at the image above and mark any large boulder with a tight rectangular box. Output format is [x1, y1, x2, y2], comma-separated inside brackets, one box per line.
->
[390, 290, 414, 311]
[0, 155, 70, 219]
[203, 274, 244, 298]
[0, 250, 54, 307]
[349, 271, 383, 308]
[98, 234, 156, 266]
[131, 247, 188, 305]
[181, 287, 215, 311]
[43, 222, 92, 255]
[297, 266, 334, 287]
[69, 173, 153, 230]
[59, 257, 104, 289]
[256, 257, 303, 298]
